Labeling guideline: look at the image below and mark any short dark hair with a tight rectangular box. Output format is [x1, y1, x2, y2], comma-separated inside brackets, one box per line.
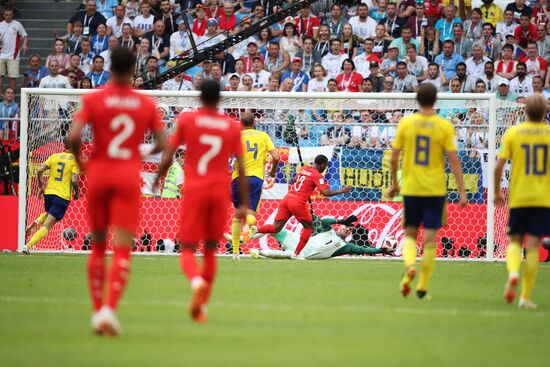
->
[110, 47, 135, 75]
[200, 79, 221, 106]
[314, 154, 329, 166]
[502, 44, 514, 52]
[241, 111, 255, 127]
[416, 83, 437, 107]
[93, 55, 105, 63]
[396, 61, 407, 68]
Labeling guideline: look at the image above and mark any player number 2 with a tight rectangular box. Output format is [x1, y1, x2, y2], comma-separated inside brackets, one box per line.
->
[521, 144, 548, 175]
[108, 114, 135, 160]
[198, 134, 222, 176]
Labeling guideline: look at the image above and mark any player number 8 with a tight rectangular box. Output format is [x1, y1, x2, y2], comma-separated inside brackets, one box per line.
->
[108, 114, 135, 160]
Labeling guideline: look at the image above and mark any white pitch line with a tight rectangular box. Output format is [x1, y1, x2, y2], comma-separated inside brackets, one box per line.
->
[0, 295, 547, 318]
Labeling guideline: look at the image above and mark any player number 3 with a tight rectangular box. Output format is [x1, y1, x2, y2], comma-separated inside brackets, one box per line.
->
[108, 114, 135, 159]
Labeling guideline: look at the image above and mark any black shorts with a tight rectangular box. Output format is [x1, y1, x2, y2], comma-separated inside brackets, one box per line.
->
[403, 196, 447, 230]
[508, 207, 550, 237]
[44, 194, 70, 221]
[231, 176, 263, 211]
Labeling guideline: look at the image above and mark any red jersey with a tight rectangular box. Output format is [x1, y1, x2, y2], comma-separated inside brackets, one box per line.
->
[520, 56, 548, 77]
[336, 71, 364, 92]
[218, 14, 237, 31]
[294, 15, 321, 37]
[169, 108, 242, 192]
[286, 165, 328, 203]
[74, 83, 163, 167]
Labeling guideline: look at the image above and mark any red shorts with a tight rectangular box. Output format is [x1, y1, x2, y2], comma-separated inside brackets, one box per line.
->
[275, 196, 312, 223]
[86, 163, 141, 233]
[178, 186, 231, 244]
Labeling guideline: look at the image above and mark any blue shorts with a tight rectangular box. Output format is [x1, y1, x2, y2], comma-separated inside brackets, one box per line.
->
[231, 176, 263, 211]
[44, 194, 70, 221]
[508, 207, 550, 237]
[403, 196, 447, 230]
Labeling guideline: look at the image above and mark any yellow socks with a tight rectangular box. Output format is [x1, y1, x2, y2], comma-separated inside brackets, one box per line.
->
[417, 245, 436, 291]
[521, 247, 539, 301]
[27, 227, 49, 249]
[36, 212, 48, 224]
[506, 241, 522, 275]
[231, 218, 241, 255]
[402, 236, 417, 268]
[246, 214, 256, 226]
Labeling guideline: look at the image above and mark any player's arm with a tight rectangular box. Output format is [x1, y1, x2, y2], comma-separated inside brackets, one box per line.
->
[319, 186, 351, 197]
[268, 148, 280, 177]
[234, 154, 249, 221]
[448, 150, 468, 207]
[321, 215, 358, 230]
[36, 163, 49, 196]
[143, 129, 168, 158]
[493, 157, 507, 206]
[71, 173, 79, 200]
[154, 143, 178, 191]
[387, 147, 401, 198]
[68, 121, 86, 165]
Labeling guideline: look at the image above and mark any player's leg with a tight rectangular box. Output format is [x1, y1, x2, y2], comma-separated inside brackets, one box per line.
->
[287, 198, 314, 256]
[241, 177, 263, 241]
[25, 211, 48, 238]
[25, 214, 58, 252]
[504, 208, 525, 304]
[519, 234, 540, 309]
[230, 179, 243, 258]
[256, 197, 290, 235]
[25, 195, 69, 253]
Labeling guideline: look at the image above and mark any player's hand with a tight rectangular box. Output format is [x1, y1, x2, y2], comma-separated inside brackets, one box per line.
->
[494, 192, 506, 206]
[340, 185, 352, 194]
[152, 175, 162, 193]
[73, 192, 79, 200]
[386, 184, 399, 199]
[235, 205, 248, 222]
[38, 186, 44, 198]
[459, 192, 468, 208]
[338, 215, 358, 226]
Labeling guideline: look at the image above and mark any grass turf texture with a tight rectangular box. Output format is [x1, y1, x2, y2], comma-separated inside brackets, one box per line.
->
[1, 254, 549, 367]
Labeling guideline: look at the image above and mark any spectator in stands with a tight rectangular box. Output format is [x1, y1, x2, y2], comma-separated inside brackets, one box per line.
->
[211, 49, 234, 75]
[480, 61, 500, 92]
[96, 0, 117, 19]
[133, 1, 155, 38]
[198, 18, 226, 50]
[0, 7, 28, 94]
[465, 42, 491, 79]
[155, 0, 178, 35]
[454, 62, 476, 92]
[248, 57, 270, 90]
[324, 3, 347, 38]
[46, 39, 70, 72]
[372, 23, 391, 59]
[170, 16, 194, 58]
[362, 78, 374, 92]
[506, 0, 532, 23]
[514, 14, 537, 51]
[314, 24, 331, 57]
[349, 3, 377, 42]
[233, 58, 245, 79]
[336, 58, 363, 92]
[225, 73, 241, 91]
[106, 4, 131, 38]
[496, 9, 516, 42]
[78, 38, 95, 74]
[118, 23, 138, 51]
[142, 55, 159, 83]
[536, 24, 550, 62]
[86, 55, 110, 87]
[390, 25, 420, 60]
[435, 5, 462, 42]
[61, 54, 85, 82]
[264, 41, 289, 75]
[382, 75, 394, 92]
[406, 44, 428, 83]
[322, 39, 348, 79]
[218, 1, 238, 34]
[422, 62, 448, 91]
[191, 4, 208, 37]
[65, 70, 79, 88]
[281, 57, 309, 92]
[531, 75, 545, 96]
[162, 70, 193, 90]
[393, 61, 418, 92]
[425, 0, 444, 20]
[0, 88, 19, 140]
[380, 2, 406, 40]
[255, 27, 272, 56]
[353, 38, 382, 78]
[122, 0, 140, 20]
[321, 110, 351, 147]
[452, 23, 472, 59]
[340, 23, 360, 59]
[68, 0, 107, 38]
[100, 36, 119, 71]
[369, 0, 387, 24]
[145, 19, 171, 67]
[434, 39, 463, 79]
[463, 8, 483, 42]
[495, 43, 518, 80]
[521, 41, 547, 79]
[280, 22, 302, 59]
[475, 79, 487, 93]
[350, 110, 372, 148]
[294, 4, 320, 39]
[307, 63, 329, 92]
[91, 23, 109, 55]
[327, 78, 339, 93]
[408, 2, 434, 39]
[380, 44, 399, 77]
[58, 21, 84, 55]
[23, 55, 49, 88]
[420, 26, 441, 63]
[509, 61, 533, 96]
[373, 110, 399, 149]
[39, 59, 71, 88]
[532, 0, 550, 26]
[240, 74, 255, 91]
[367, 61, 384, 92]
[480, 0, 504, 27]
[295, 36, 322, 75]
[212, 63, 228, 89]
[480, 23, 501, 61]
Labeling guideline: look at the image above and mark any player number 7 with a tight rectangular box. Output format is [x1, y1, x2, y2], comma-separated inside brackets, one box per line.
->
[198, 134, 222, 176]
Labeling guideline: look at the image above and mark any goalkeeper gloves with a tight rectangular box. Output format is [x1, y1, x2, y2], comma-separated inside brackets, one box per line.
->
[337, 215, 358, 226]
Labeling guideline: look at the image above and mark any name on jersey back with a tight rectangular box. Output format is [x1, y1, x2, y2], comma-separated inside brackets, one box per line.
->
[196, 116, 230, 130]
[105, 95, 140, 110]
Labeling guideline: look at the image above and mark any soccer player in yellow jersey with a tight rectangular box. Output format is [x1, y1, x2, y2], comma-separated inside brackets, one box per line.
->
[23, 139, 80, 254]
[230, 111, 279, 261]
[387, 84, 467, 298]
[494, 93, 550, 309]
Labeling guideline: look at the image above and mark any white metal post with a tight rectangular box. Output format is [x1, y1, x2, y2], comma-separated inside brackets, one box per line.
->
[17, 89, 30, 253]
[486, 94, 497, 261]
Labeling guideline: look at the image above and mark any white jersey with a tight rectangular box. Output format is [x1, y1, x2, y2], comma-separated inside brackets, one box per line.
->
[307, 77, 329, 92]
[106, 16, 132, 38]
[0, 19, 27, 60]
[321, 52, 348, 78]
[282, 229, 346, 260]
[133, 15, 154, 34]
[348, 16, 377, 40]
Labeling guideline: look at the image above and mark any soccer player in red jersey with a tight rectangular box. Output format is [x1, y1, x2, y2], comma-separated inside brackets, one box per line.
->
[68, 47, 166, 336]
[254, 155, 351, 258]
[154, 79, 249, 323]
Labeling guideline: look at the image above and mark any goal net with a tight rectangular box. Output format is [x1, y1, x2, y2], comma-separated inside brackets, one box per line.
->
[19, 90, 524, 260]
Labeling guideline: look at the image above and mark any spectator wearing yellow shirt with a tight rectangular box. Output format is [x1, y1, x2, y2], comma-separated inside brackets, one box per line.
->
[480, 0, 504, 26]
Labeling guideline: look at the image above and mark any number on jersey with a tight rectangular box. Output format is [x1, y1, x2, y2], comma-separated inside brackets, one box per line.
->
[108, 114, 135, 159]
[198, 134, 222, 175]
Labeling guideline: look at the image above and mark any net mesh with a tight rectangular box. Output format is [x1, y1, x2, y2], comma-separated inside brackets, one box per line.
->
[22, 91, 524, 258]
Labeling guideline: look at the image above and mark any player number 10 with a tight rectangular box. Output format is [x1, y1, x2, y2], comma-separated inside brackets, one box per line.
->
[521, 144, 548, 175]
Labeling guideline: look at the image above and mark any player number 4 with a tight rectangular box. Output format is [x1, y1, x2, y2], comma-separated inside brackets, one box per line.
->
[108, 114, 135, 160]
[198, 134, 222, 176]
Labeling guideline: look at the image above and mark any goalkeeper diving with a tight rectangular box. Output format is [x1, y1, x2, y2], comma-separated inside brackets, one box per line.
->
[245, 214, 394, 260]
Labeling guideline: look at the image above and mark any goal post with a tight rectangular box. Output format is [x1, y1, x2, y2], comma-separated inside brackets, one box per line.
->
[18, 89, 524, 260]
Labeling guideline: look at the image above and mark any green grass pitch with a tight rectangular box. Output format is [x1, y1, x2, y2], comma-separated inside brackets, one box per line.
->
[1, 254, 549, 367]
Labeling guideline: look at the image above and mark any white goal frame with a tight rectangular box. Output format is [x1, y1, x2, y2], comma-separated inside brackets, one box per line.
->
[19, 89, 499, 260]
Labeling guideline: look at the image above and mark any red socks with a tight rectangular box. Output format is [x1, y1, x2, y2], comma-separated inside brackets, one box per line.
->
[106, 245, 131, 310]
[180, 247, 217, 302]
[87, 242, 106, 312]
[294, 227, 313, 255]
[257, 224, 276, 233]
[181, 247, 200, 281]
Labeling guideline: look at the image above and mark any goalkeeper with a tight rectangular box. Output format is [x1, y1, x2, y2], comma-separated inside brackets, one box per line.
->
[249, 215, 393, 260]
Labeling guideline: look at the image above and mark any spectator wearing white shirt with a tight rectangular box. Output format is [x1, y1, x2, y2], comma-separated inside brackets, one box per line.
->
[480, 61, 501, 93]
[106, 4, 132, 38]
[465, 42, 491, 79]
[421, 63, 448, 91]
[521, 41, 547, 80]
[495, 9, 516, 43]
[162, 72, 193, 91]
[405, 44, 428, 82]
[393, 61, 418, 92]
[198, 19, 226, 50]
[170, 16, 195, 58]
[353, 38, 383, 78]
[509, 62, 534, 97]
[348, 3, 377, 43]
[247, 57, 271, 90]
[307, 64, 329, 92]
[99, 37, 119, 71]
[133, 1, 155, 38]
[321, 39, 348, 78]
[78, 38, 95, 74]
[39, 59, 71, 89]
[0, 7, 28, 94]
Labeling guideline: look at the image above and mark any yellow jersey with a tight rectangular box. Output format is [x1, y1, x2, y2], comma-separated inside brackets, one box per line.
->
[479, 3, 504, 26]
[43, 152, 80, 201]
[498, 121, 550, 208]
[232, 128, 276, 180]
[393, 112, 457, 196]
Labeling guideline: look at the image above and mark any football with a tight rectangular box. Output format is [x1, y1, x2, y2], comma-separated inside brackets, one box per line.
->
[542, 238, 550, 250]
[383, 236, 399, 251]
